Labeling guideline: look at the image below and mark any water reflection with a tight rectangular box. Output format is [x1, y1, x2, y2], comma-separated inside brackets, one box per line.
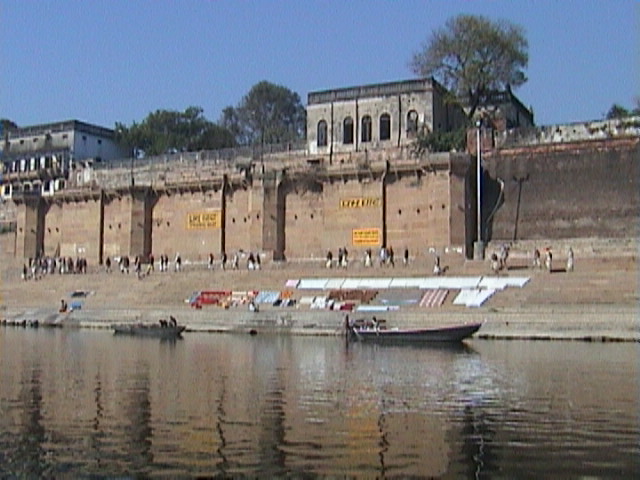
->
[121, 362, 153, 474]
[0, 328, 638, 477]
[458, 403, 496, 479]
[17, 365, 47, 477]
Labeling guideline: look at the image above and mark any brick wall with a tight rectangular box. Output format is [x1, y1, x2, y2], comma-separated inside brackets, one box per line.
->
[59, 198, 101, 260]
[13, 136, 636, 263]
[43, 202, 64, 257]
[485, 138, 640, 240]
[152, 190, 223, 262]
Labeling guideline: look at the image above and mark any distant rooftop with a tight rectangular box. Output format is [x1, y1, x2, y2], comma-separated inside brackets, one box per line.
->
[308, 77, 445, 105]
[6, 120, 115, 140]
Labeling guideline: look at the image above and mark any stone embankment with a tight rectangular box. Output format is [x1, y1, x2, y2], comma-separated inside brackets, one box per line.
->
[1, 240, 638, 342]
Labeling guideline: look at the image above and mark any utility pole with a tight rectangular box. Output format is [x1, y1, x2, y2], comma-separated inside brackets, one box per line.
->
[473, 120, 485, 260]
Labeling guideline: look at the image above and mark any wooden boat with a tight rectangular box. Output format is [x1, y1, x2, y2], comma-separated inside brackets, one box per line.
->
[113, 320, 186, 339]
[349, 319, 482, 344]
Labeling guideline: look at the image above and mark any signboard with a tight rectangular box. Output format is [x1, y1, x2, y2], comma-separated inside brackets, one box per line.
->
[339, 197, 381, 208]
[186, 211, 222, 229]
[352, 228, 381, 247]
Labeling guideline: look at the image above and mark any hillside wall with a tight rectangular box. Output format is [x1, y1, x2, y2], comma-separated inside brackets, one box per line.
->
[484, 137, 640, 241]
[6, 133, 639, 264]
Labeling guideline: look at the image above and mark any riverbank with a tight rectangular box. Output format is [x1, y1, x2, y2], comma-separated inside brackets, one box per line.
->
[1, 242, 638, 341]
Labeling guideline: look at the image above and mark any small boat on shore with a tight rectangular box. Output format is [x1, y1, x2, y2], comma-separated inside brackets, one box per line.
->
[113, 317, 185, 339]
[348, 318, 482, 344]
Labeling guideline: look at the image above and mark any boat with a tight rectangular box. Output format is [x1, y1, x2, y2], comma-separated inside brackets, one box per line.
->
[348, 318, 482, 344]
[113, 319, 186, 339]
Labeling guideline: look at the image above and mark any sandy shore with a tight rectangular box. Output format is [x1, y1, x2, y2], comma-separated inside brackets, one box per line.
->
[1, 246, 638, 342]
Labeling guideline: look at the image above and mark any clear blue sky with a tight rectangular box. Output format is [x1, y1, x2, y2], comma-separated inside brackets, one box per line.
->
[1, 0, 637, 129]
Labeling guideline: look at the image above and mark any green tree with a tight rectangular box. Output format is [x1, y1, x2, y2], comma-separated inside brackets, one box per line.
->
[220, 81, 306, 146]
[0, 118, 18, 132]
[115, 106, 235, 156]
[413, 127, 467, 154]
[605, 101, 640, 119]
[605, 104, 630, 119]
[411, 14, 528, 119]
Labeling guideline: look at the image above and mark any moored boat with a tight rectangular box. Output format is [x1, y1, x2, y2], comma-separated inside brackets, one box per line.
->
[113, 318, 185, 339]
[348, 318, 482, 344]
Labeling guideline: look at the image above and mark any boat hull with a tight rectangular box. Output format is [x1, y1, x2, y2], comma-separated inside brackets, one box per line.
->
[113, 324, 186, 339]
[350, 322, 482, 344]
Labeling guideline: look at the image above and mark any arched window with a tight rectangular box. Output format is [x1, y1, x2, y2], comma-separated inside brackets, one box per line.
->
[379, 113, 391, 141]
[361, 115, 372, 143]
[317, 120, 328, 147]
[343, 117, 354, 144]
[407, 110, 419, 137]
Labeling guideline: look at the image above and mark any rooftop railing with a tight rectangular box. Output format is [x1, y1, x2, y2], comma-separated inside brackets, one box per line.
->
[93, 141, 308, 170]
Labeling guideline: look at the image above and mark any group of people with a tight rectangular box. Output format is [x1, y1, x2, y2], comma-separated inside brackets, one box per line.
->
[325, 247, 350, 269]
[207, 251, 260, 271]
[104, 253, 163, 276]
[22, 256, 88, 281]
[490, 243, 511, 274]
[532, 246, 574, 273]
[327, 246, 414, 269]
[158, 316, 178, 328]
[103, 250, 263, 275]
[377, 246, 395, 267]
[490, 243, 575, 274]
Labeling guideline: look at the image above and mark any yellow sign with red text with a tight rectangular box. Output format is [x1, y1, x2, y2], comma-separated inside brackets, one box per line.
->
[187, 211, 222, 229]
[340, 197, 381, 208]
[352, 228, 381, 247]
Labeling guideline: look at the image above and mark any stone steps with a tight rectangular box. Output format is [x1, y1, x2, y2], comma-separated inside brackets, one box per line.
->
[2, 239, 637, 321]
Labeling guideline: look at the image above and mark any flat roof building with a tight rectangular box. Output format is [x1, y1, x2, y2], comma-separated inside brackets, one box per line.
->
[1, 120, 127, 199]
[306, 77, 467, 155]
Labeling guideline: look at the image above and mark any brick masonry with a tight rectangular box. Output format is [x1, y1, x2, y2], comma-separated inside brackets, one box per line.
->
[7, 136, 640, 263]
[484, 137, 640, 240]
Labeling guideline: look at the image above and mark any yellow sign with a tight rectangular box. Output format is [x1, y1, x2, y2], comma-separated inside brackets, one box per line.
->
[352, 228, 381, 247]
[187, 211, 222, 229]
[340, 197, 381, 208]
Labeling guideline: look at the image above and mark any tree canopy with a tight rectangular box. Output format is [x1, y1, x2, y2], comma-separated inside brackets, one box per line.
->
[220, 81, 306, 146]
[411, 14, 528, 119]
[115, 106, 235, 157]
[1, 118, 18, 132]
[605, 101, 640, 119]
[413, 127, 467, 155]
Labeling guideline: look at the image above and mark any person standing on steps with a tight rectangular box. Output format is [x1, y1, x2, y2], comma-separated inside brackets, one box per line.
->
[545, 248, 553, 273]
[566, 247, 574, 272]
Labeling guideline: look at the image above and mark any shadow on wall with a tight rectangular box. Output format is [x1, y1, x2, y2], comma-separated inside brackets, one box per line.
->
[482, 172, 505, 243]
[465, 167, 505, 259]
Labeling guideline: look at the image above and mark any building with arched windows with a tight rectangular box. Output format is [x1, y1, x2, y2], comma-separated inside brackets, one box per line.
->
[306, 77, 468, 155]
[2, 77, 636, 265]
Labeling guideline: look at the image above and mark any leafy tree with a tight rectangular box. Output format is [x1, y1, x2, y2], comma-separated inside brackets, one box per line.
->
[220, 106, 249, 146]
[220, 81, 306, 146]
[605, 104, 629, 119]
[605, 102, 640, 119]
[411, 14, 528, 119]
[115, 106, 235, 156]
[413, 127, 467, 154]
[1, 118, 18, 132]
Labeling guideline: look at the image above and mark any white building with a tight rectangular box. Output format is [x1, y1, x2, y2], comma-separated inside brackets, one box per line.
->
[1, 120, 126, 199]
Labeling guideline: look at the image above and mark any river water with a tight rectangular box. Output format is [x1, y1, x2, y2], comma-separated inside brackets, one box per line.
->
[0, 327, 638, 478]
